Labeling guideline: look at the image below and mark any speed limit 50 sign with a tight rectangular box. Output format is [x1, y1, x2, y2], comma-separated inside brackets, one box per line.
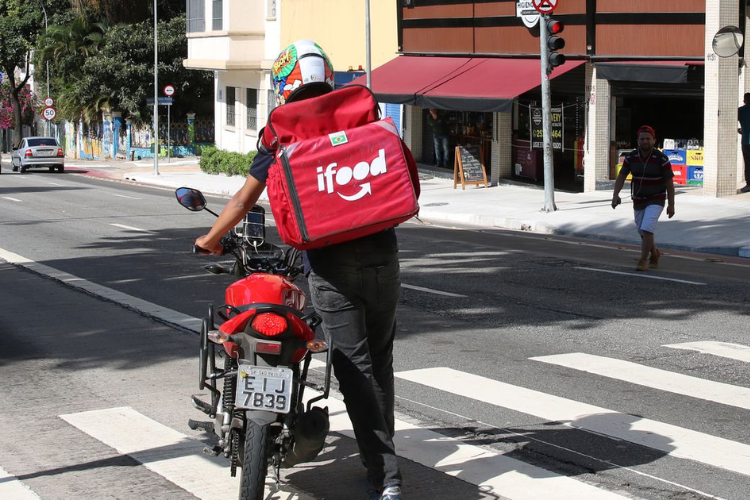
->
[42, 107, 57, 121]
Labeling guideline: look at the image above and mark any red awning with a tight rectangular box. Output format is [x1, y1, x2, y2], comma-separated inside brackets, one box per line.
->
[350, 56, 585, 112]
[349, 56, 477, 105]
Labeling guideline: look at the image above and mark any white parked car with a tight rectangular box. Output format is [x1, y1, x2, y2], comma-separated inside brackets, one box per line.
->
[11, 137, 65, 173]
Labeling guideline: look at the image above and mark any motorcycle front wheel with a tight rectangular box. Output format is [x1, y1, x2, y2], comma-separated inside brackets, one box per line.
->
[239, 422, 270, 500]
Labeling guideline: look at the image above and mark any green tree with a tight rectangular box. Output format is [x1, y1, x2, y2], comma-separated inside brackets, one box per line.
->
[37, 1, 212, 125]
[0, 0, 44, 146]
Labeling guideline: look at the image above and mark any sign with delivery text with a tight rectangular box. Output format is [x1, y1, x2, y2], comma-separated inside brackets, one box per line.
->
[530, 105, 564, 151]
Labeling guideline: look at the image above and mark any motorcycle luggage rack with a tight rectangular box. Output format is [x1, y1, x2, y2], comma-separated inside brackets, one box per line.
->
[300, 332, 333, 412]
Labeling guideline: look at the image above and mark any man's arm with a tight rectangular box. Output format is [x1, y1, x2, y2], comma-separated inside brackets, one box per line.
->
[611, 166, 628, 208]
[665, 177, 675, 218]
[195, 175, 266, 254]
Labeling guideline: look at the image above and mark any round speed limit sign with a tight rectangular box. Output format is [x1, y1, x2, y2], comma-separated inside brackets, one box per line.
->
[163, 85, 175, 96]
[42, 107, 57, 121]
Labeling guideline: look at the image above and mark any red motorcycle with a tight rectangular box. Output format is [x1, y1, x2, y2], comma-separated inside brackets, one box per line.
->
[175, 187, 332, 500]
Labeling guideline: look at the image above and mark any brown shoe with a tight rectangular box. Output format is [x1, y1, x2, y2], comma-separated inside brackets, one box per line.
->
[636, 259, 649, 271]
[649, 248, 661, 269]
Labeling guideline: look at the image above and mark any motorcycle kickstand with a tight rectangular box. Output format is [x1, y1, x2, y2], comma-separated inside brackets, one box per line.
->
[271, 461, 282, 489]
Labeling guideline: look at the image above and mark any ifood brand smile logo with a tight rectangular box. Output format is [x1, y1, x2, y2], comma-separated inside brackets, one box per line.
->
[316, 149, 387, 201]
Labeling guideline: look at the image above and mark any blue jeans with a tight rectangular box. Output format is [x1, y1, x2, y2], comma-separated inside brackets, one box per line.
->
[433, 134, 449, 167]
[307, 230, 402, 489]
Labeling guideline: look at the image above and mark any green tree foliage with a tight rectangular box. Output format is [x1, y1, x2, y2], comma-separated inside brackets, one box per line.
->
[36, 1, 212, 125]
[0, 0, 44, 145]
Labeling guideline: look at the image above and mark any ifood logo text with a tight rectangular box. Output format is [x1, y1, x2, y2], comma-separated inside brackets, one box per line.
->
[316, 149, 387, 201]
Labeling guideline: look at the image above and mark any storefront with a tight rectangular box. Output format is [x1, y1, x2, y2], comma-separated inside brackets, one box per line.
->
[597, 61, 705, 186]
[352, 55, 585, 188]
[421, 110, 493, 175]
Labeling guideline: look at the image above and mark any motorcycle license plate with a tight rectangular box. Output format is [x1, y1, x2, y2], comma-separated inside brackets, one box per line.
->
[235, 365, 293, 414]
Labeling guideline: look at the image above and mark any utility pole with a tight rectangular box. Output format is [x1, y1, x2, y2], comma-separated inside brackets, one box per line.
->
[153, 0, 160, 175]
[365, 0, 371, 89]
[539, 14, 557, 212]
[40, 3, 50, 137]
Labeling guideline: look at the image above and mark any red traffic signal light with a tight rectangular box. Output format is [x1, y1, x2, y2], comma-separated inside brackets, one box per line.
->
[546, 18, 566, 68]
[547, 19, 564, 35]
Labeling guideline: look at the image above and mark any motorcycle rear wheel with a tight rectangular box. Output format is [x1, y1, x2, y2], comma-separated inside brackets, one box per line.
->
[239, 422, 270, 500]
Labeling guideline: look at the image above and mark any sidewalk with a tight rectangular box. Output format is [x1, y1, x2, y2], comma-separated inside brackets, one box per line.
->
[64, 156, 750, 259]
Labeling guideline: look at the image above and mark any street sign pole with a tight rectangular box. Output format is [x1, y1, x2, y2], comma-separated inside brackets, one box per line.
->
[167, 103, 171, 162]
[539, 13, 557, 212]
[153, 0, 159, 175]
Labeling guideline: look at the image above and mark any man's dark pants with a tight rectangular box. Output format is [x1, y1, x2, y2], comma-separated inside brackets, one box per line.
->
[307, 231, 402, 489]
[742, 144, 750, 186]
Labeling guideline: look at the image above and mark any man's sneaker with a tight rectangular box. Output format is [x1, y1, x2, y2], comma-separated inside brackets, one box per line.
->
[649, 248, 661, 269]
[741, 184, 750, 193]
[635, 259, 649, 272]
[381, 486, 402, 500]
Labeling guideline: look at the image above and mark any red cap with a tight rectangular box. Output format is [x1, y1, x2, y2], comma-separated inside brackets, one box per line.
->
[637, 125, 656, 138]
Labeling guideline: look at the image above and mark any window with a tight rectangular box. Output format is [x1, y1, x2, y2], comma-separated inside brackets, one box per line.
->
[246, 89, 258, 131]
[212, 0, 223, 30]
[226, 87, 236, 127]
[266, 0, 277, 20]
[186, 0, 205, 33]
[268, 90, 276, 114]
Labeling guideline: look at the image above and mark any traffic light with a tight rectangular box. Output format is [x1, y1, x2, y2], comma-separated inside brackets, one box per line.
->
[546, 18, 566, 68]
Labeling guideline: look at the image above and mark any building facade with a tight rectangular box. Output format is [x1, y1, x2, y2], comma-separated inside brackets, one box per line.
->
[362, 0, 742, 197]
[183, 0, 398, 154]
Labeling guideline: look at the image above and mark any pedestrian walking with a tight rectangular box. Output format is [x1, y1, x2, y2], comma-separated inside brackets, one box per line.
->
[737, 93, 750, 193]
[611, 125, 675, 271]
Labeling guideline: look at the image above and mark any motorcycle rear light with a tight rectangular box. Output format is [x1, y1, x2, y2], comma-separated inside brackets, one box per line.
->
[306, 340, 329, 353]
[251, 313, 287, 336]
[255, 340, 282, 354]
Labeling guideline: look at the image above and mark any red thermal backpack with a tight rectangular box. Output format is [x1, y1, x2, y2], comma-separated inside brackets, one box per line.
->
[260, 85, 420, 250]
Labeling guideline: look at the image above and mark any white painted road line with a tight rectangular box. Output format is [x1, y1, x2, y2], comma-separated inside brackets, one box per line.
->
[531, 352, 750, 411]
[317, 392, 630, 500]
[110, 223, 151, 232]
[397, 367, 750, 477]
[0, 247, 200, 332]
[575, 266, 707, 285]
[401, 283, 467, 297]
[0, 466, 41, 499]
[60, 407, 311, 500]
[2, 197, 23, 202]
[664, 341, 750, 363]
[111, 193, 141, 199]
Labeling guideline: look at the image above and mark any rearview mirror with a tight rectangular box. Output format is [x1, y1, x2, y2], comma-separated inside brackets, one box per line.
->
[175, 187, 207, 211]
[712, 26, 744, 58]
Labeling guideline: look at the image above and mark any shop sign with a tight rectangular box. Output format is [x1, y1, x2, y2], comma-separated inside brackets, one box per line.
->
[530, 105, 564, 150]
[516, 0, 540, 28]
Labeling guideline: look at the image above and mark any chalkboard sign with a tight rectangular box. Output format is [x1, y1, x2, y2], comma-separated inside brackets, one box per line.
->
[454, 144, 488, 189]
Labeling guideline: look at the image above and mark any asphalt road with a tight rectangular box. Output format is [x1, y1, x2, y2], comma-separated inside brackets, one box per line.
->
[2, 170, 750, 500]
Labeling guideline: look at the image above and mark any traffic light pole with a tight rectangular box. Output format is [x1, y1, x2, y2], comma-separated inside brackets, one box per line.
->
[539, 14, 557, 212]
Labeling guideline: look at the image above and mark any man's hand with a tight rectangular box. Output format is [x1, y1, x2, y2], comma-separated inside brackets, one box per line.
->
[195, 235, 223, 255]
[667, 205, 675, 219]
[611, 195, 621, 209]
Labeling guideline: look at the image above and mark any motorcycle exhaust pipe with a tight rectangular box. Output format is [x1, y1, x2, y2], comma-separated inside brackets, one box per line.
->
[284, 407, 330, 466]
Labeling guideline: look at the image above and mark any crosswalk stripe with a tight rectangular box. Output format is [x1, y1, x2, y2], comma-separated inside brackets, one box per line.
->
[531, 352, 750, 411]
[0, 466, 41, 499]
[664, 341, 750, 363]
[396, 367, 750, 477]
[60, 407, 310, 500]
[318, 392, 630, 499]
